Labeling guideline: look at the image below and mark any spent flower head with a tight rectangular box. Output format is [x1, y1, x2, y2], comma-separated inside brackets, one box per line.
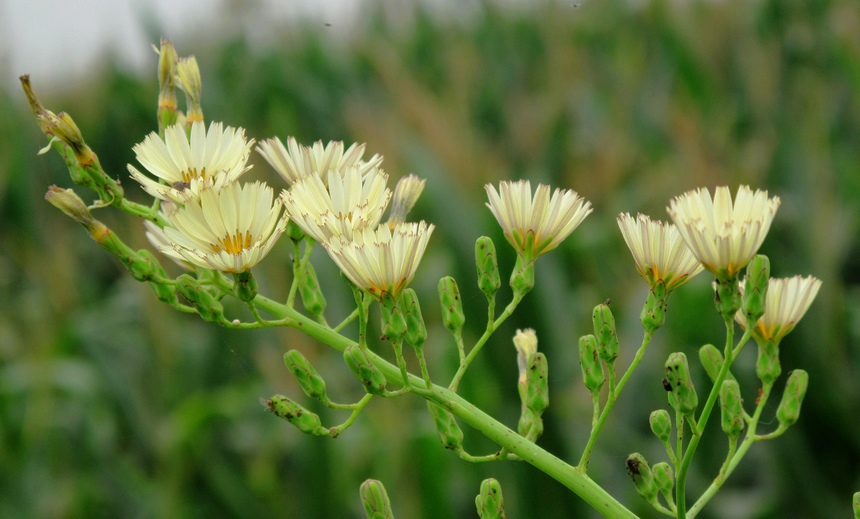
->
[387, 174, 426, 229]
[257, 136, 382, 186]
[324, 221, 434, 299]
[617, 212, 704, 292]
[485, 180, 592, 260]
[667, 186, 780, 279]
[280, 166, 391, 244]
[513, 328, 538, 385]
[128, 121, 253, 204]
[736, 276, 822, 343]
[146, 181, 287, 273]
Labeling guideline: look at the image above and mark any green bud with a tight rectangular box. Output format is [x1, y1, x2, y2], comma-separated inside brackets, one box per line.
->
[233, 270, 258, 302]
[509, 255, 535, 296]
[652, 462, 674, 496]
[714, 276, 741, 320]
[593, 301, 619, 365]
[284, 350, 328, 402]
[776, 369, 809, 428]
[360, 479, 395, 519]
[742, 255, 770, 325]
[526, 352, 549, 415]
[475, 478, 506, 519]
[578, 335, 605, 393]
[298, 260, 327, 319]
[626, 453, 657, 502]
[427, 402, 464, 451]
[438, 277, 465, 334]
[756, 339, 782, 384]
[640, 280, 668, 332]
[149, 281, 179, 306]
[665, 352, 698, 416]
[343, 345, 387, 395]
[400, 289, 427, 347]
[286, 219, 306, 242]
[719, 380, 745, 438]
[699, 344, 724, 383]
[380, 293, 407, 341]
[177, 274, 225, 323]
[264, 395, 327, 436]
[853, 491, 860, 519]
[649, 409, 672, 445]
[475, 236, 501, 299]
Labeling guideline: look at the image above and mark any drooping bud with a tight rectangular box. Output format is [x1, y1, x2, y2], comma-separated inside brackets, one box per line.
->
[343, 345, 386, 395]
[626, 453, 657, 503]
[387, 174, 425, 228]
[380, 293, 407, 342]
[284, 350, 328, 402]
[360, 479, 395, 519]
[175, 56, 203, 125]
[719, 380, 745, 439]
[649, 409, 672, 446]
[45, 186, 99, 229]
[640, 280, 668, 333]
[714, 276, 742, 320]
[264, 395, 327, 436]
[298, 260, 327, 320]
[475, 478, 506, 519]
[53, 112, 95, 166]
[776, 369, 809, 428]
[438, 276, 465, 335]
[665, 352, 698, 416]
[427, 402, 464, 451]
[510, 255, 535, 297]
[475, 236, 501, 299]
[400, 289, 427, 347]
[755, 339, 781, 385]
[578, 334, 605, 393]
[233, 270, 258, 302]
[651, 462, 674, 497]
[742, 255, 770, 325]
[526, 352, 549, 415]
[593, 300, 619, 365]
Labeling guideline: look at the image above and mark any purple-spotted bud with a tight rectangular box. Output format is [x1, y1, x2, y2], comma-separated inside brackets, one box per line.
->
[380, 293, 407, 342]
[579, 334, 605, 393]
[626, 453, 657, 502]
[438, 276, 465, 335]
[233, 270, 258, 302]
[640, 280, 668, 333]
[756, 339, 781, 385]
[401, 289, 427, 347]
[776, 369, 808, 428]
[742, 255, 770, 325]
[284, 350, 328, 402]
[427, 402, 464, 451]
[526, 352, 549, 415]
[475, 236, 501, 299]
[298, 260, 327, 320]
[714, 276, 742, 320]
[475, 478, 506, 519]
[177, 274, 225, 323]
[509, 255, 535, 297]
[593, 301, 619, 365]
[343, 345, 386, 395]
[665, 352, 698, 416]
[720, 380, 745, 439]
[264, 395, 327, 436]
[360, 479, 395, 519]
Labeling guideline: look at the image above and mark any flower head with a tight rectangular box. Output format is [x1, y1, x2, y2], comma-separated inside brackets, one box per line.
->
[513, 328, 538, 385]
[617, 213, 704, 291]
[146, 181, 287, 273]
[128, 121, 253, 204]
[256, 136, 383, 186]
[667, 186, 780, 278]
[281, 166, 391, 243]
[485, 180, 592, 259]
[736, 276, 822, 343]
[324, 221, 434, 299]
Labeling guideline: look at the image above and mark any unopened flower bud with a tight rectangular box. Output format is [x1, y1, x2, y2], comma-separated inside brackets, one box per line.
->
[343, 345, 386, 395]
[776, 369, 808, 428]
[438, 276, 465, 334]
[284, 350, 328, 402]
[475, 236, 501, 299]
[756, 339, 781, 384]
[53, 112, 94, 165]
[298, 261, 327, 320]
[626, 453, 657, 502]
[579, 334, 605, 393]
[401, 289, 427, 347]
[156, 39, 179, 130]
[45, 186, 99, 229]
[526, 352, 549, 415]
[475, 478, 506, 519]
[649, 409, 672, 445]
[360, 479, 395, 519]
[853, 491, 860, 519]
[665, 352, 698, 416]
[380, 293, 407, 341]
[640, 280, 668, 332]
[510, 255, 535, 297]
[720, 380, 745, 438]
[286, 219, 306, 242]
[233, 270, 258, 302]
[742, 255, 770, 325]
[177, 274, 225, 323]
[264, 395, 327, 436]
[387, 174, 425, 227]
[593, 301, 619, 365]
[427, 402, 464, 451]
[714, 276, 742, 320]
[149, 281, 179, 306]
[699, 344, 724, 383]
[652, 462, 674, 496]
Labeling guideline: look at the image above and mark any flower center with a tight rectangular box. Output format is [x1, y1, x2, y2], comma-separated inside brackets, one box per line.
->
[212, 231, 253, 254]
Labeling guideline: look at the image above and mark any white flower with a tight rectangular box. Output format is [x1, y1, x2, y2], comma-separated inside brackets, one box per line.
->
[146, 181, 287, 273]
[617, 213, 704, 291]
[128, 121, 253, 204]
[324, 221, 434, 299]
[281, 166, 391, 243]
[736, 276, 822, 343]
[256, 136, 383, 186]
[667, 185, 781, 278]
[485, 180, 592, 259]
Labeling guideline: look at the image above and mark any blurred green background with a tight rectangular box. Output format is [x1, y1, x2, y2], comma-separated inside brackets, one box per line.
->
[1, 0, 859, 517]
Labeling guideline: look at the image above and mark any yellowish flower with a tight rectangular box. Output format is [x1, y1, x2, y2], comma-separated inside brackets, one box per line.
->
[617, 213, 704, 291]
[128, 121, 253, 204]
[324, 221, 434, 299]
[146, 181, 287, 273]
[256, 136, 382, 186]
[485, 180, 592, 259]
[736, 276, 822, 343]
[281, 166, 391, 243]
[667, 186, 781, 278]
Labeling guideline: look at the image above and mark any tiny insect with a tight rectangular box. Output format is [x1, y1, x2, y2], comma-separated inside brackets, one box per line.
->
[172, 181, 191, 191]
[626, 457, 641, 477]
[662, 378, 673, 391]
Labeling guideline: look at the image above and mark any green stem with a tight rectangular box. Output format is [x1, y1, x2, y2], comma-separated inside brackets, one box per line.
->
[329, 393, 374, 438]
[286, 239, 303, 308]
[391, 338, 411, 391]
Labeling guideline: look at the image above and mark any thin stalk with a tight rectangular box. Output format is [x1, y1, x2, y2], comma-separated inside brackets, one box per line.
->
[329, 393, 374, 438]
